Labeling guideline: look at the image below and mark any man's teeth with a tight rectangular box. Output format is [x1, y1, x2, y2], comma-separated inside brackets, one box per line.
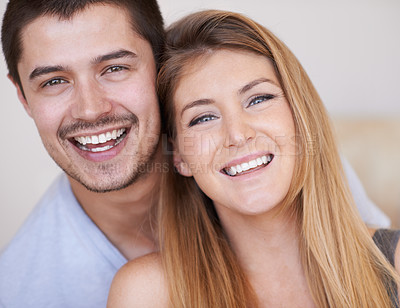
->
[73, 128, 127, 153]
[74, 128, 126, 146]
[90, 145, 113, 153]
[225, 155, 273, 176]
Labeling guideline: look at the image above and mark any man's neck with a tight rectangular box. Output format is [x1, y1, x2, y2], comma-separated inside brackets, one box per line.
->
[68, 166, 161, 260]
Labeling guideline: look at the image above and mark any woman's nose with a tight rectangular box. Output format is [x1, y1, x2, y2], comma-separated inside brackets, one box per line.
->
[223, 113, 256, 148]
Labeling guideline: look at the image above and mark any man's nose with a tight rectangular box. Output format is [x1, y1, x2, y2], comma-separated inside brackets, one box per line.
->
[223, 113, 256, 148]
[71, 80, 112, 122]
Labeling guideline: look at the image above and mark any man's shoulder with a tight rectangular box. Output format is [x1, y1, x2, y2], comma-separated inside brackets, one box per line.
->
[0, 174, 71, 282]
[0, 174, 122, 307]
[0, 174, 72, 257]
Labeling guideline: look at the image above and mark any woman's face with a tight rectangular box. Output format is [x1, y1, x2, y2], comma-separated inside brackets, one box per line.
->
[173, 49, 296, 218]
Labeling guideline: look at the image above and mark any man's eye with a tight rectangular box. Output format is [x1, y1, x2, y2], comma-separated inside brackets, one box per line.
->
[104, 66, 127, 74]
[42, 78, 67, 88]
[247, 94, 275, 107]
[189, 114, 218, 127]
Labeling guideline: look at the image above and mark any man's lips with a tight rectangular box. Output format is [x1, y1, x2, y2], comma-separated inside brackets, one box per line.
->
[70, 128, 128, 153]
[222, 154, 274, 176]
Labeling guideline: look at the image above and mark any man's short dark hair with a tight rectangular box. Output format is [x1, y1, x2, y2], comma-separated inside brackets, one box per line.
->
[1, 0, 165, 90]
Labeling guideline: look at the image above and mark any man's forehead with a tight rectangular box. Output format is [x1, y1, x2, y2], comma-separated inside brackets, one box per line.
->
[17, 3, 146, 69]
[20, 3, 132, 39]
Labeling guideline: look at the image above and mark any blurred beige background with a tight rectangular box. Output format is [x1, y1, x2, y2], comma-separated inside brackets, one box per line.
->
[0, 0, 399, 249]
[333, 118, 400, 228]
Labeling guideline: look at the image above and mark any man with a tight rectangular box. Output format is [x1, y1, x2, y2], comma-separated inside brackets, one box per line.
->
[0, 0, 389, 307]
[0, 1, 164, 307]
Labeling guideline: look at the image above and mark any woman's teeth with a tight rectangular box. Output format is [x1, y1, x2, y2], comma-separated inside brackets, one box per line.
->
[73, 128, 126, 153]
[224, 154, 273, 176]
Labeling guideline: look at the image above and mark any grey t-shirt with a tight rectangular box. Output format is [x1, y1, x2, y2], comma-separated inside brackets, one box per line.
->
[0, 174, 127, 308]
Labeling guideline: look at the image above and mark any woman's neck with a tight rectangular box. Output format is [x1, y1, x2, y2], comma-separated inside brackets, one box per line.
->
[217, 205, 316, 307]
[219, 207, 300, 271]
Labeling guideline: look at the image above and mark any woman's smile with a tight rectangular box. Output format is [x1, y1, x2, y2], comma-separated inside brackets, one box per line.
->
[221, 153, 274, 177]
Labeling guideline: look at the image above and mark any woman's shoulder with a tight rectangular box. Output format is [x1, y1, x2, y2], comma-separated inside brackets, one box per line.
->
[107, 252, 168, 307]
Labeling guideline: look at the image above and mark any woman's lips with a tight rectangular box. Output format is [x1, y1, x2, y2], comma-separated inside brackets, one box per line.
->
[222, 154, 274, 176]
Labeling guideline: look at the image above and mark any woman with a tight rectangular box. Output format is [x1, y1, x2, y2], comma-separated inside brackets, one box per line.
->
[108, 10, 400, 307]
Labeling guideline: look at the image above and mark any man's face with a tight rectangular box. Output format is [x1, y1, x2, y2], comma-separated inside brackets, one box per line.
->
[15, 4, 161, 192]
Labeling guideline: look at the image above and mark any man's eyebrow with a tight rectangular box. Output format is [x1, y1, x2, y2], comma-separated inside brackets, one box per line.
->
[238, 78, 278, 95]
[28, 49, 137, 81]
[29, 65, 66, 81]
[92, 49, 137, 64]
[180, 99, 214, 117]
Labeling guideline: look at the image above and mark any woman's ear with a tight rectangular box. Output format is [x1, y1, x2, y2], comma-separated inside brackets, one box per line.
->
[173, 151, 193, 177]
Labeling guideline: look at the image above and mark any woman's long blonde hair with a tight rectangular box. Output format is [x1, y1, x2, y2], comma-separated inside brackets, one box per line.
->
[157, 10, 399, 307]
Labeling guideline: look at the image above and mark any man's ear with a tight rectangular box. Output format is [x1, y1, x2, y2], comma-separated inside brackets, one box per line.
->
[8, 74, 32, 118]
[173, 151, 193, 177]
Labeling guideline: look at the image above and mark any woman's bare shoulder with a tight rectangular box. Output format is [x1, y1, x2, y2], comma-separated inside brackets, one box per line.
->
[107, 252, 168, 307]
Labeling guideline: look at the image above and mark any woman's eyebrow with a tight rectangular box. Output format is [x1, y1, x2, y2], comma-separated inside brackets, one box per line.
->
[238, 77, 278, 95]
[180, 99, 214, 117]
[179, 78, 278, 116]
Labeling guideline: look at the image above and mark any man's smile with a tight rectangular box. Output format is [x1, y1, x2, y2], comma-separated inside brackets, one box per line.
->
[72, 128, 127, 153]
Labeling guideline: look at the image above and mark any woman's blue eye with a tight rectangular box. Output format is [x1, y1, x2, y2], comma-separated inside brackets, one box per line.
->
[247, 94, 275, 107]
[42, 78, 67, 88]
[189, 114, 218, 127]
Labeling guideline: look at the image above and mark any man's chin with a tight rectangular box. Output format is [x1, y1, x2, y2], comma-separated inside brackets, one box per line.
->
[68, 170, 146, 193]
[78, 181, 132, 194]
[87, 176, 145, 193]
